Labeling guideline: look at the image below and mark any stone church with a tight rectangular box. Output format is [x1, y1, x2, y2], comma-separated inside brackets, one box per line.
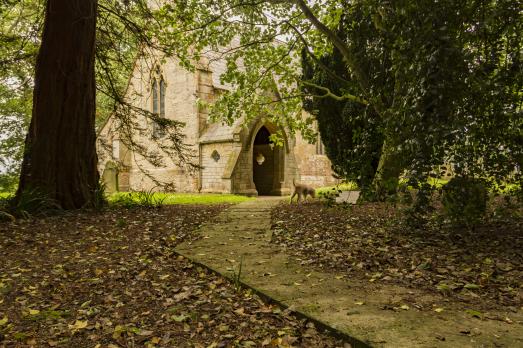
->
[97, 50, 337, 196]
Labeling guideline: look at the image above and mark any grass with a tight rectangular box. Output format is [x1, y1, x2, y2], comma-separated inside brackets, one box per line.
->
[316, 182, 358, 196]
[427, 177, 449, 188]
[0, 192, 13, 199]
[108, 192, 254, 205]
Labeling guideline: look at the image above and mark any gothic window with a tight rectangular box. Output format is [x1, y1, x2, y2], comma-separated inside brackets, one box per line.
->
[159, 78, 165, 118]
[316, 135, 325, 155]
[151, 78, 158, 114]
[315, 123, 325, 155]
[151, 74, 166, 138]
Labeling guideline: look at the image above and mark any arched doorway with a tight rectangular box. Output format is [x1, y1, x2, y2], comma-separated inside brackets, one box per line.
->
[252, 126, 274, 195]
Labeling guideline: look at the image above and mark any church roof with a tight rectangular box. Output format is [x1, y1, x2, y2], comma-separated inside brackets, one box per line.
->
[198, 118, 243, 144]
[207, 53, 231, 91]
[200, 37, 243, 91]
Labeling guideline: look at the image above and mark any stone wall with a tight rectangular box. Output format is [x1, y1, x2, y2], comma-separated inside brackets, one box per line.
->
[231, 147, 256, 195]
[200, 142, 237, 193]
[128, 167, 197, 192]
[292, 114, 338, 188]
[124, 54, 200, 192]
[196, 69, 214, 134]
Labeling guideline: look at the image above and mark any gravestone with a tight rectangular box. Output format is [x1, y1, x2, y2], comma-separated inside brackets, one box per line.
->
[335, 190, 360, 204]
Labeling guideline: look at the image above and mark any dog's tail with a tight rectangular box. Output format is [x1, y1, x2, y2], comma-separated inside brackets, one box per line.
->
[292, 177, 296, 187]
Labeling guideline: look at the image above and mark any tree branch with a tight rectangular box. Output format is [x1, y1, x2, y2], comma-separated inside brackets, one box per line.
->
[301, 80, 368, 104]
[294, 0, 384, 113]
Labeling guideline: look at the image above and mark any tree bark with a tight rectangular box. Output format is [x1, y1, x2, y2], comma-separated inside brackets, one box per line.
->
[15, 0, 99, 209]
[372, 139, 403, 199]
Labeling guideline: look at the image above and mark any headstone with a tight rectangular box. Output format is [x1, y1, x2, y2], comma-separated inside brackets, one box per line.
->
[335, 190, 360, 204]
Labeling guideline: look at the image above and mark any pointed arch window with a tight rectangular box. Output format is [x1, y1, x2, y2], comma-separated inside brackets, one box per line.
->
[316, 134, 325, 155]
[152, 78, 158, 115]
[159, 78, 165, 118]
[151, 75, 166, 138]
[315, 121, 325, 155]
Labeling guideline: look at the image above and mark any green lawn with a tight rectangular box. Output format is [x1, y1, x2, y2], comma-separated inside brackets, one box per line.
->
[316, 182, 358, 196]
[108, 192, 254, 205]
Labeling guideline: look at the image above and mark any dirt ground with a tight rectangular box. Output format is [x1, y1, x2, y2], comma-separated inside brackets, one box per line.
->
[271, 201, 523, 312]
[0, 205, 348, 347]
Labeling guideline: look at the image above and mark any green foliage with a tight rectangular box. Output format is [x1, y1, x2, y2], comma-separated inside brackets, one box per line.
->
[316, 182, 358, 197]
[109, 189, 166, 208]
[5, 187, 62, 219]
[442, 177, 488, 226]
[0, 0, 39, 190]
[301, 0, 521, 201]
[0, 192, 13, 199]
[231, 256, 244, 292]
[91, 182, 108, 210]
[146, 0, 521, 208]
[302, 40, 383, 192]
[0, 196, 15, 222]
[95, 0, 147, 126]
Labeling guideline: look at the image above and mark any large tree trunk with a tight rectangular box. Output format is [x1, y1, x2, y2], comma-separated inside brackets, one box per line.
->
[372, 139, 403, 199]
[15, 0, 99, 209]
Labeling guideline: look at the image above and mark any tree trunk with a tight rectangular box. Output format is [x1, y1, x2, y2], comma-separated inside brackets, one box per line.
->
[372, 139, 403, 199]
[15, 0, 99, 210]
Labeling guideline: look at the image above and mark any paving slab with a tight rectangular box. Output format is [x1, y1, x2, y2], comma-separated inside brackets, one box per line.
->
[176, 198, 523, 347]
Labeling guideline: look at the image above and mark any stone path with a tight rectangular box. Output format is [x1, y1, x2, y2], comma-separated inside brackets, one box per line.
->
[176, 198, 523, 348]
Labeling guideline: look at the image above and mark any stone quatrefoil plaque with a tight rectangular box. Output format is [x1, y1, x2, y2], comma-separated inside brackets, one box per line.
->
[211, 150, 220, 162]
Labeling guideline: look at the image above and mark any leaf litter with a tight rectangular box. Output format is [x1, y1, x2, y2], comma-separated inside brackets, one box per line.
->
[271, 202, 522, 312]
[0, 205, 348, 347]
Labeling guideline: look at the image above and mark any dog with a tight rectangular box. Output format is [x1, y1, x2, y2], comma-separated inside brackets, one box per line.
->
[290, 178, 315, 203]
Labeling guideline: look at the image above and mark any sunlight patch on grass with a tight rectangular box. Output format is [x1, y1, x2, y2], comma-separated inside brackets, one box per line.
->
[0, 192, 13, 199]
[427, 178, 449, 188]
[316, 182, 358, 196]
[108, 192, 253, 205]
[491, 182, 520, 194]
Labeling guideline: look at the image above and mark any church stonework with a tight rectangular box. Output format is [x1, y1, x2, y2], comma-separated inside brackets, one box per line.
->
[97, 53, 337, 195]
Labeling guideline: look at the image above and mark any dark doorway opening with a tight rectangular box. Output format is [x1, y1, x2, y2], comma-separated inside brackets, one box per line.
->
[253, 126, 274, 195]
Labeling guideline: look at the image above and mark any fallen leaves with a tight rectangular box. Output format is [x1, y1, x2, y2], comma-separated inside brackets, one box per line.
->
[0, 205, 345, 347]
[271, 202, 522, 310]
[463, 283, 480, 290]
[69, 320, 88, 332]
[28, 309, 40, 316]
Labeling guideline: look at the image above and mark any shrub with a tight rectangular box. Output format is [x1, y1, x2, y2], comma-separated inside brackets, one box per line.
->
[441, 177, 488, 226]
